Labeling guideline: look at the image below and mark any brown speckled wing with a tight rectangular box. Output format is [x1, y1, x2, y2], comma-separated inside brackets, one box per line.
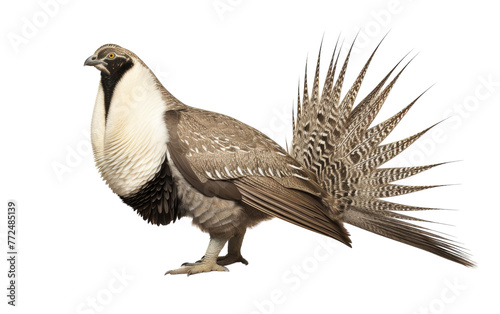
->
[169, 107, 324, 196]
[165, 108, 350, 244]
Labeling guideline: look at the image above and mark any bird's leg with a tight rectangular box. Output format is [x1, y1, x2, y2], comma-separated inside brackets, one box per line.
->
[217, 229, 249, 266]
[184, 230, 249, 266]
[165, 237, 228, 276]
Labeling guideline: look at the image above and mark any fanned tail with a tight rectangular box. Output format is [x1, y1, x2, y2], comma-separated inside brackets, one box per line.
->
[291, 37, 474, 267]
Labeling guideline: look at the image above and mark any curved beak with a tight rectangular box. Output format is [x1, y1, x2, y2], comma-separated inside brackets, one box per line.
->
[84, 55, 110, 75]
[84, 55, 106, 66]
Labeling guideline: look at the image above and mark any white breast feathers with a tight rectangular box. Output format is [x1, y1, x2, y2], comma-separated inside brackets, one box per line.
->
[90, 62, 169, 197]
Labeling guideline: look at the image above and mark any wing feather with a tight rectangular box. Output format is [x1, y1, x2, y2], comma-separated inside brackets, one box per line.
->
[165, 108, 351, 245]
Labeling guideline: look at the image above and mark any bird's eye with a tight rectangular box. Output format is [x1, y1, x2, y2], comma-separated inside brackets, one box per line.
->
[108, 53, 115, 59]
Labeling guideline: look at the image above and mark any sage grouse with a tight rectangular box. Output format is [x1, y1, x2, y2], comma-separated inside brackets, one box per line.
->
[84, 40, 474, 275]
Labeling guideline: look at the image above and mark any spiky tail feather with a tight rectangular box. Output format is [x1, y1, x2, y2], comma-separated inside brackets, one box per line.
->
[291, 37, 474, 267]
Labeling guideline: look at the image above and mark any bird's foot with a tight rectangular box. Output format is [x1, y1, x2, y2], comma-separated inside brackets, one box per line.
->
[165, 260, 229, 276]
[217, 254, 248, 266]
[181, 253, 248, 267]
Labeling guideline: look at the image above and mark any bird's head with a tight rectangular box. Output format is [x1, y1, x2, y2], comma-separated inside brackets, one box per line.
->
[84, 44, 136, 76]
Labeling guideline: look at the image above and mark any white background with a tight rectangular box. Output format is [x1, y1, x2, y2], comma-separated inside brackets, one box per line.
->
[1, 0, 499, 313]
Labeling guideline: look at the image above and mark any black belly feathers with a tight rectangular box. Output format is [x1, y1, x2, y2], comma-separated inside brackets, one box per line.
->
[120, 155, 181, 226]
[120, 110, 243, 226]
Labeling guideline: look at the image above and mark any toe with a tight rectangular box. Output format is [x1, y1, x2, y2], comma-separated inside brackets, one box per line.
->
[182, 255, 205, 266]
[165, 262, 229, 276]
[187, 264, 228, 276]
[217, 254, 249, 266]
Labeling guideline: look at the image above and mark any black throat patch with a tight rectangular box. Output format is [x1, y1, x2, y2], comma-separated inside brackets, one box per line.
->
[100, 60, 133, 122]
[120, 154, 181, 226]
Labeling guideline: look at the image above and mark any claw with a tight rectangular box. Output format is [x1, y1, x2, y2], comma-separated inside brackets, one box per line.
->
[166, 237, 229, 276]
[182, 256, 205, 266]
[165, 261, 229, 276]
